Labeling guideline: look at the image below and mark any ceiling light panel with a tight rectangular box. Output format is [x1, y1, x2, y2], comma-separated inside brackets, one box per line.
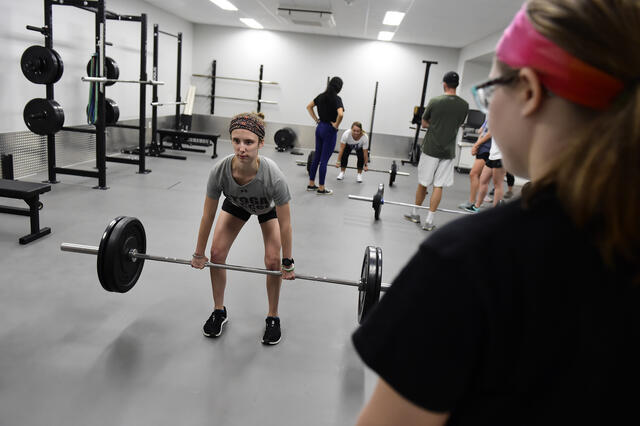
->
[240, 18, 264, 29]
[383, 11, 405, 26]
[378, 31, 395, 41]
[210, 0, 238, 11]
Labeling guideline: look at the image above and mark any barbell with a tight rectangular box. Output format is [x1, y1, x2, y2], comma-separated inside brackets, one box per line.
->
[349, 184, 473, 220]
[81, 76, 165, 86]
[60, 216, 390, 324]
[299, 151, 409, 186]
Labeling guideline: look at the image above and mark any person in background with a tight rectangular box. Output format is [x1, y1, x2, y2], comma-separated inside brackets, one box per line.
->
[404, 71, 469, 231]
[354, 0, 640, 423]
[335, 121, 369, 183]
[459, 118, 492, 210]
[305, 77, 344, 195]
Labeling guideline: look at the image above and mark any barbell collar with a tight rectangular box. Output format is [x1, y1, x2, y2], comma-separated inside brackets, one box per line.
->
[81, 76, 165, 85]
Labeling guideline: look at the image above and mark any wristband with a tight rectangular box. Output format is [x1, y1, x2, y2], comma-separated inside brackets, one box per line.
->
[282, 264, 295, 272]
[192, 253, 206, 259]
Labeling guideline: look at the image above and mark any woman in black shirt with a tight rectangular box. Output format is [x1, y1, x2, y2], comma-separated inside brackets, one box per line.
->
[305, 76, 344, 194]
[353, 0, 640, 424]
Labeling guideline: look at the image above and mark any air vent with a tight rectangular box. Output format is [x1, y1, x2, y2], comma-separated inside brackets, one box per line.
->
[277, 7, 336, 28]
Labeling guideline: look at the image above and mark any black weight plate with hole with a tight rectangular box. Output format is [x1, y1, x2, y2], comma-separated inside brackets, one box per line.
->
[21, 46, 63, 84]
[274, 127, 296, 149]
[105, 98, 120, 124]
[358, 246, 382, 324]
[86, 56, 120, 86]
[97, 216, 126, 292]
[102, 217, 146, 293]
[389, 161, 398, 186]
[307, 151, 315, 175]
[23, 98, 65, 135]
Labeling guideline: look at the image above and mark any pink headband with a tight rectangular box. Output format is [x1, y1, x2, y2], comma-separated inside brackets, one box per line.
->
[496, 5, 624, 110]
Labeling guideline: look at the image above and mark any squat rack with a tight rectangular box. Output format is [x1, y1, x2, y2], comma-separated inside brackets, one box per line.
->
[193, 60, 279, 115]
[31, 0, 149, 188]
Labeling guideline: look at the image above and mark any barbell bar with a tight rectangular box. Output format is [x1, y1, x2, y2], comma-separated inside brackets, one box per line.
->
[195, 94, 278, 104]
[150, 101, 187, 106]
[296, 161, 409, 177]
[81, 76, 165, 85]
[302, 151, 408, 186]
[192, 73, 279, 85]
[59, 216, 390, 323]
[349, 183, 473, 220]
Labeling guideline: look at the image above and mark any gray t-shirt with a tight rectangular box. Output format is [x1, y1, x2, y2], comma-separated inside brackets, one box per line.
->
[206, 154, 291, 215]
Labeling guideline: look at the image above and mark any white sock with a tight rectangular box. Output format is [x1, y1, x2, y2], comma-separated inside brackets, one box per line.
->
[426, 211, 435, 223]
[412, 207, 418, 216]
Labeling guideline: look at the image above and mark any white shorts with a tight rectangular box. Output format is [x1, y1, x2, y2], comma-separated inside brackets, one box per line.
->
[417, 153, 454, 187]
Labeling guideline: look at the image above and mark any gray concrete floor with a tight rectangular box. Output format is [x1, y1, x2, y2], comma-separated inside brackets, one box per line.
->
[0, 142, 512, 426]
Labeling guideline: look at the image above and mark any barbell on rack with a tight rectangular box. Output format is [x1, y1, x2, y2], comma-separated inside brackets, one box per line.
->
[192, 73, 279, 85]
[150, 101, 187, 106]
[81, 76, 165, 85]
[349, 184, 473, 220]
[60, 216, 390, 324]
[299, 151, 409, 186]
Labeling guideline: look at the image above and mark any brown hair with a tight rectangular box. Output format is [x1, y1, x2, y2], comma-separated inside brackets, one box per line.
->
[351, 121, 366, 135]
[518, 0, 640, 278]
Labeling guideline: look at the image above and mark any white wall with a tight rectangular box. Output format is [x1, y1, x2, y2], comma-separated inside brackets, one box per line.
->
[191, 25, 461, 137]
[0, 0, 194, 133]
[458, 61, 491, 106]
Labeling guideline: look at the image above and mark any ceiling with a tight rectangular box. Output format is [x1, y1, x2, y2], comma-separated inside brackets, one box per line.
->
[143, 0, 523, 48]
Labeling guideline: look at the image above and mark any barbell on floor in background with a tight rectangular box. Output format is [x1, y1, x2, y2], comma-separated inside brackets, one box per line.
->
[298, 151, 409, 186]
[349, 183, 473, 220]
[60, 216, 390, 324]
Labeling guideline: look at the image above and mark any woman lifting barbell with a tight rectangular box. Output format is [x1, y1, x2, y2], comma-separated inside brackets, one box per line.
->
[191, 112, 294, 345]
[335, 121, 369, 183]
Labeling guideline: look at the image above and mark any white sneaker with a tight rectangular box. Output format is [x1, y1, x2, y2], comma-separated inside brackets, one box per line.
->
[422, 221, 436, 231]
[356, 173, 363, 183]
[337, 171, 344, 180]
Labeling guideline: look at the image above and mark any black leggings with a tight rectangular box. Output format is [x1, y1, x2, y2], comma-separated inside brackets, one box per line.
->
[506, 172, 515, 187]
[340, 144, 365, 170]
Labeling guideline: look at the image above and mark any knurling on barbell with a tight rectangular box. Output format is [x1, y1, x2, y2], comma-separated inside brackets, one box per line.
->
[60, 216, 390, 324]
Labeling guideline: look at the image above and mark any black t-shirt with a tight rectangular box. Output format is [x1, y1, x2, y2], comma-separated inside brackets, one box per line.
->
[352, 188, 639, 425]
[314, 92, 344, 123]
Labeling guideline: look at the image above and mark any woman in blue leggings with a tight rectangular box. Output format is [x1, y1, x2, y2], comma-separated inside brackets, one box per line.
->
[305, 76, 344, 194]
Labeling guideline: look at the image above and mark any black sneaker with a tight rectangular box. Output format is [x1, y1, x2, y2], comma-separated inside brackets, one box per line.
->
[261, 316, 281, 345]
[306, 184, 319, 191]
[203, 307, 228, 338]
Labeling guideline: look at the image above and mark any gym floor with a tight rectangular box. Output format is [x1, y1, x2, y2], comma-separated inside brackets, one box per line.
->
[0, 142, 495, 425]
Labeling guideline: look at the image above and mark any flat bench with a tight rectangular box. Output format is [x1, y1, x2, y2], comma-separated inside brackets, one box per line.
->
[0, 179, 51, 244]
[157, 128, 220, 158]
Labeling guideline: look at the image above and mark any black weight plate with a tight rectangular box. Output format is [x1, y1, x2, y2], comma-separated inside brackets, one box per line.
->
[97, 216, 126, 292]
[21, 46, 62, 84]
[358, 246, 382, 324]
[105, 98, 120, 124]
[86, 56, 119, 86]
[51, 48, 64, 83]
[307, 151, 315, 175]
[103, 217, 146, 293]
[389, 161, 398, 186]
[373, 192, 382, 220]
[23, 98, 65, 135]
[274, 127, 295, 149]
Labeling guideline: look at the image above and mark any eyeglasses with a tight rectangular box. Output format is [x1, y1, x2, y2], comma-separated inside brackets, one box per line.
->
[472, 74, 518, 113]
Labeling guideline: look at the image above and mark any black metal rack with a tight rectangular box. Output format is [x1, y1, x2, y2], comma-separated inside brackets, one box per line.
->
[403, 60, 438, 166]
[34, 0, 149, 189]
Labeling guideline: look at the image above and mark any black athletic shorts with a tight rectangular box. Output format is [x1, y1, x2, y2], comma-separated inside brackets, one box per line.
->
[476, 152, 489, 162]
[221, 198, 277, 223]
[485, 158, 503, 169]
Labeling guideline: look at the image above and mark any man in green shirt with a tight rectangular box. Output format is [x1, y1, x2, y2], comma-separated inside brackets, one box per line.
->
[404, 71, 469, 231]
